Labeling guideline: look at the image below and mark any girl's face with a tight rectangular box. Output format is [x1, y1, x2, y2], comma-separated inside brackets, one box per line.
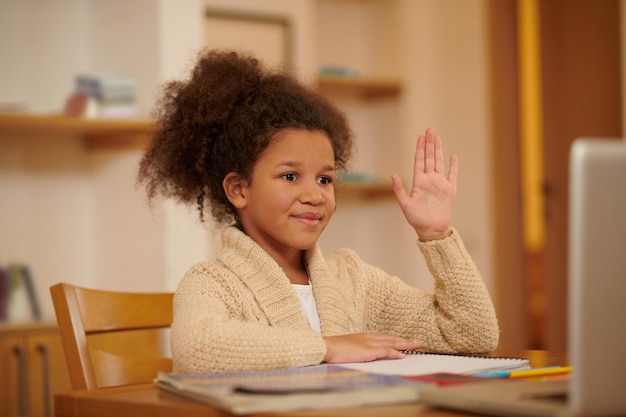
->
[235, 128, 336, 257]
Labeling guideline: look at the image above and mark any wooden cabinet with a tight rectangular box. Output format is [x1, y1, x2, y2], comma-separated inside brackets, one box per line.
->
[0, 323, 71, 417]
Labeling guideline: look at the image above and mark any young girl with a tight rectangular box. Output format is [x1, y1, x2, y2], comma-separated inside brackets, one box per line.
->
[138, 50, 499, 374]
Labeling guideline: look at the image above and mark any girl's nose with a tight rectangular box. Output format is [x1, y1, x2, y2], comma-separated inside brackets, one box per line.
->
[300, 181, 325, 205]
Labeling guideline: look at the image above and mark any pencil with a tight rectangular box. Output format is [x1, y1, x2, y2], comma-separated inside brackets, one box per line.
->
[507, 366, 572, 379]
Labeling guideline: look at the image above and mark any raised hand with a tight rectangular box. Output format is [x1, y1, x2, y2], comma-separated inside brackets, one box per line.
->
[391, 128, 458, 241]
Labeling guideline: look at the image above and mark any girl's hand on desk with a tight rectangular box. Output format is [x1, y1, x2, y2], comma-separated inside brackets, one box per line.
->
[392, 128, 457, 241]
[323, 333, 420, 363]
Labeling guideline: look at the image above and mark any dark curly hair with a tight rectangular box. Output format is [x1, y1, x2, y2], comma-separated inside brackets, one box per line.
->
[137, 50, 354, 226]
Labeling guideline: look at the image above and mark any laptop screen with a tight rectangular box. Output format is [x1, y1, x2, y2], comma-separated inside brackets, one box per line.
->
[568, 139, 626, 416]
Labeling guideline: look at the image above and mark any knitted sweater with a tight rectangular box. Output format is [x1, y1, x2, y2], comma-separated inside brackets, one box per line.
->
[171, 226, 499, 373]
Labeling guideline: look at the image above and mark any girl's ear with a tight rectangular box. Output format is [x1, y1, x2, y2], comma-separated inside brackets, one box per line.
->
[223, 172, 247, 208]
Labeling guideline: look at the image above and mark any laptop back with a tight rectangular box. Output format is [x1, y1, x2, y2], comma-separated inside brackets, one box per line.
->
[568, 139, 626, 416]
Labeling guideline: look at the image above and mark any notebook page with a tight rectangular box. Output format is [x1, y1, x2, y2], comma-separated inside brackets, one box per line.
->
[340, 353, 529, 376]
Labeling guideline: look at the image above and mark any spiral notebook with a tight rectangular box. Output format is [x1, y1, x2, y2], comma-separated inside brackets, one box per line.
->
[340, 351, 529, 376]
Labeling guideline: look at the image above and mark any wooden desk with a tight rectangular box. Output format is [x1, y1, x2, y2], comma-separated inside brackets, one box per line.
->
[54, 351, 567, 417]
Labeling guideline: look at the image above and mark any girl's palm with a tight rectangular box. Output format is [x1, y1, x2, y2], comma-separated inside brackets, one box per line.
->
[392, 128, 458, 241]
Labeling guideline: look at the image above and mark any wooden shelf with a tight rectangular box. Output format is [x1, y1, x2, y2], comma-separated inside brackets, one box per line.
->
[336, 181, 395, 201]
[0, 113, 155, 150]
[0, 113, 394, 201]
[0, 321, 58, 333]
[316, 76, 403, 100]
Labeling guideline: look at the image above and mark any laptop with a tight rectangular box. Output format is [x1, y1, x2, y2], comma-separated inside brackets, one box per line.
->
[418, 138, 626, 417]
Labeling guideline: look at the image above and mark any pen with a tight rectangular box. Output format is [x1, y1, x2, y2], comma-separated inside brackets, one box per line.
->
[507, 366, 572, 379]
[473, 370, 515, 377]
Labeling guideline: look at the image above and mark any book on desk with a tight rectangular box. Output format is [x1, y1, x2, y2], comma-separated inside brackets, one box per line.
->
[157, 364, 422, 415]
[157, 352, 529, 414]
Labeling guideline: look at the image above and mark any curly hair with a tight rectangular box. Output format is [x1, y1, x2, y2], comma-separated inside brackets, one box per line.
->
[137, 50, 354, 226]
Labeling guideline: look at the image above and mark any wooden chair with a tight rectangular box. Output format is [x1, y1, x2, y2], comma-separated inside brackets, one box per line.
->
[50, 282, 174, 390]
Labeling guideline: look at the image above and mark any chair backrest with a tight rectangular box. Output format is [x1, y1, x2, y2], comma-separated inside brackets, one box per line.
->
[50, 282, 174, 390]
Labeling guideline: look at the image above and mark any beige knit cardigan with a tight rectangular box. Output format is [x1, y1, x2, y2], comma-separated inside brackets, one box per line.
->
[170, 226, 499, 374]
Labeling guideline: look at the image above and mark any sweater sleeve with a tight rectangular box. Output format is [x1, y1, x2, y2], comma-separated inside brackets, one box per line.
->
[170, 264, 327, 374]
[361, 229, 499, 353]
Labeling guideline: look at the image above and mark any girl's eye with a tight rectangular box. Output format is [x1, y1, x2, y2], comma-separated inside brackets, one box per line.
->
[318, 176, 332, 185]
[282, 173, 297, 182]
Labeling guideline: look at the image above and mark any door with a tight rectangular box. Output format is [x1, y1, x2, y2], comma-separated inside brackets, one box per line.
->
[539, 0, 622, 352]
[488, 0, 622, 351]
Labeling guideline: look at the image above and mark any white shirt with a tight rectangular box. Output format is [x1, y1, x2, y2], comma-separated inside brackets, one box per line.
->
[292, 283, 322, 333]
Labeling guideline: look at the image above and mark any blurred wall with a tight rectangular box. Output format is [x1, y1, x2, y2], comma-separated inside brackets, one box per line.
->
[5, 0, 620, 324]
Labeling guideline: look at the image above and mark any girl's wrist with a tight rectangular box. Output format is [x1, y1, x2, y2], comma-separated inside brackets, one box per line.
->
[416, 228, 451, 242]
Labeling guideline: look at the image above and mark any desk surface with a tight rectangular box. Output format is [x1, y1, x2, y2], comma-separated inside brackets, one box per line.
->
[54, 350, 567, 417]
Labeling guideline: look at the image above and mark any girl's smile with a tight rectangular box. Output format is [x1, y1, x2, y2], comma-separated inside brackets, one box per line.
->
[292, 212, 323, 227]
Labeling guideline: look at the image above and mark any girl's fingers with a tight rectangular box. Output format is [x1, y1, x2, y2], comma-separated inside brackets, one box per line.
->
[434, 133, 445, 174]
[447, 155, 459, 185]
[424, 129, 435, 172]
[415, 134, 425, 175]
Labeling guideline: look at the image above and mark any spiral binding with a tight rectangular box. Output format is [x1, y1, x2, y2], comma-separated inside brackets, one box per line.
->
[401, 350, 525, 361]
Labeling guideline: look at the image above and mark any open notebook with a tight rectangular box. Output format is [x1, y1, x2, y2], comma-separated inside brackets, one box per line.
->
[418, 139, 626, 417]
[340, 351, 528, 376]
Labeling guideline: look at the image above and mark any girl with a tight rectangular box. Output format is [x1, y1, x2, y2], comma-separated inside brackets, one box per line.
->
[138, 50, 499, 373]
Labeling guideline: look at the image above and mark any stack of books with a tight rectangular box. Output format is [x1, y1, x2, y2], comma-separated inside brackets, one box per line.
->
[66, 73, 136, 118]
[157, 364, 422, 414]
[0, 263, 41, 323]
